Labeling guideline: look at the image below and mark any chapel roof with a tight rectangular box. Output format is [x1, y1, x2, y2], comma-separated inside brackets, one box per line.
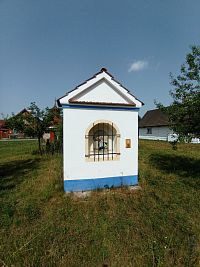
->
[57, 68, 144, 107]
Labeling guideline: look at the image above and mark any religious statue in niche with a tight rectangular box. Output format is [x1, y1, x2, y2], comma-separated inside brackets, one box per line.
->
[93, 130, 108, 153]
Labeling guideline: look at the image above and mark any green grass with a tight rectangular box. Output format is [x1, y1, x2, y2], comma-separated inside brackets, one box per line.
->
[0, 140, 200, 267]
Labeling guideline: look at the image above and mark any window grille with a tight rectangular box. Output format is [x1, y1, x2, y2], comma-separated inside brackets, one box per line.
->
[85, 122, 120, 161]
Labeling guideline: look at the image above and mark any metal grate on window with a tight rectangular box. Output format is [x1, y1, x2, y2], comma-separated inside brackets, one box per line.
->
[85, 122, 120, 161]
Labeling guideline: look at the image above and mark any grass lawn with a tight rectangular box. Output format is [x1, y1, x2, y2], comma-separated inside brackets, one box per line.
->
[0, 140, 200, 267]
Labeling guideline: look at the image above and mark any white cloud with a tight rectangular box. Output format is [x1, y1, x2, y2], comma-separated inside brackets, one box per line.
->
[128, 60, 149, 72]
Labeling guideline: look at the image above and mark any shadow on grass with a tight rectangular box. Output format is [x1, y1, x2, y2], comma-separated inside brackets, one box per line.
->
[0, 159, 40, 192]
[150, 153, 200, 187]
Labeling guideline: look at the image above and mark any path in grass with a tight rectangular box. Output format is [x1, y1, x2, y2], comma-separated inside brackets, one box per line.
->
[0, 140, 200, 266]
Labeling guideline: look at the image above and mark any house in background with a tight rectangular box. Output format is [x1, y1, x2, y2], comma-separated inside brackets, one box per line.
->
[18, 108, 31, 117]
[10, 108, 31, 139]
[139, 108, 200, 143]
[9, 105, 62, 141]
[139, 108, 172, 141]
[0, 120, 12, 139]
[58, 68, 143, 192]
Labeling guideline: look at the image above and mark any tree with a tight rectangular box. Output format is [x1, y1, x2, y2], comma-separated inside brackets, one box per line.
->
[158, 45, 200, 142]
[5, 112, 26, 134]
[6, 102, 57, 154]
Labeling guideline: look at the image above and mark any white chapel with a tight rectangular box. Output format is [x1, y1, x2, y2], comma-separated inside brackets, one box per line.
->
[57, 68, 143, 192]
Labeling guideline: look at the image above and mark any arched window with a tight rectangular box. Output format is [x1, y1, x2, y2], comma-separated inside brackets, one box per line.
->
[85, 121, 120, 161]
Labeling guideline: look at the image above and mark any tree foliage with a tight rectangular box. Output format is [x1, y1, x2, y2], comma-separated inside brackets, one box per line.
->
[6, 102, 61, 154]
[159, 45, 200, 141]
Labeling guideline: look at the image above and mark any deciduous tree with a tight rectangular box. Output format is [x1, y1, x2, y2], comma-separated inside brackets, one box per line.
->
[158, 45, 200, 141]
[6, 102, 59, 154]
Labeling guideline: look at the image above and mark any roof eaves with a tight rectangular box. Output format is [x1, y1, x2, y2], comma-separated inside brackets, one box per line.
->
[110, 76, 144, 105]
[139, 123, 169, 128]
[68, 100, 136, 107]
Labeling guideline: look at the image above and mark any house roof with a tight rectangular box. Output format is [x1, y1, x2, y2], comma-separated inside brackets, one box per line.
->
[57, 68, 144, 108]
[139, 108, 169, 127]
[17, 108, 31, 116]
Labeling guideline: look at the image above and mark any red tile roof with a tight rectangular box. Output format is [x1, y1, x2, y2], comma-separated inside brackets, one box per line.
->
[68, 100, 136, 106]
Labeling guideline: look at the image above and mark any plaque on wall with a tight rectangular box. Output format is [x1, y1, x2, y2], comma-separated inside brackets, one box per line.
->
[125, 139, 131, 148]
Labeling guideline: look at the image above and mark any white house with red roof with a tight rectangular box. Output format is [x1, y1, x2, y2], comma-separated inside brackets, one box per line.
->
[58, 68, 143, 192]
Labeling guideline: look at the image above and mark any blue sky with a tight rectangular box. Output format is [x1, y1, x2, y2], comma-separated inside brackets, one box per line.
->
[0, 0, 200, 117]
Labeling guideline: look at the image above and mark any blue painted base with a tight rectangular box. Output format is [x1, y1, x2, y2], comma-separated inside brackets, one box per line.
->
[64, 175, 138, 192]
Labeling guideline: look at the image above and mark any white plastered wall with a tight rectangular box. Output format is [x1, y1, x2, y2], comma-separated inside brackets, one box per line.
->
[60, 72, 142, 108]
[72, 79, 133, 104]
[63, 107, 139, 180]
[139, 126, 173, 141]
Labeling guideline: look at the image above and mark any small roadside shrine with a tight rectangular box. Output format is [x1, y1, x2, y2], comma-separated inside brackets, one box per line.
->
[57, 68, 143, 192]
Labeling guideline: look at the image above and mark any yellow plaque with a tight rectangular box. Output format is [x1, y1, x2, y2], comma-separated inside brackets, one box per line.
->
[126, 139, 131, 148]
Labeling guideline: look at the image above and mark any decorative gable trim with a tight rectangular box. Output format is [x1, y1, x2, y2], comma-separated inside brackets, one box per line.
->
[68, 100, 136, 106]
[57, 68, 144, 107]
